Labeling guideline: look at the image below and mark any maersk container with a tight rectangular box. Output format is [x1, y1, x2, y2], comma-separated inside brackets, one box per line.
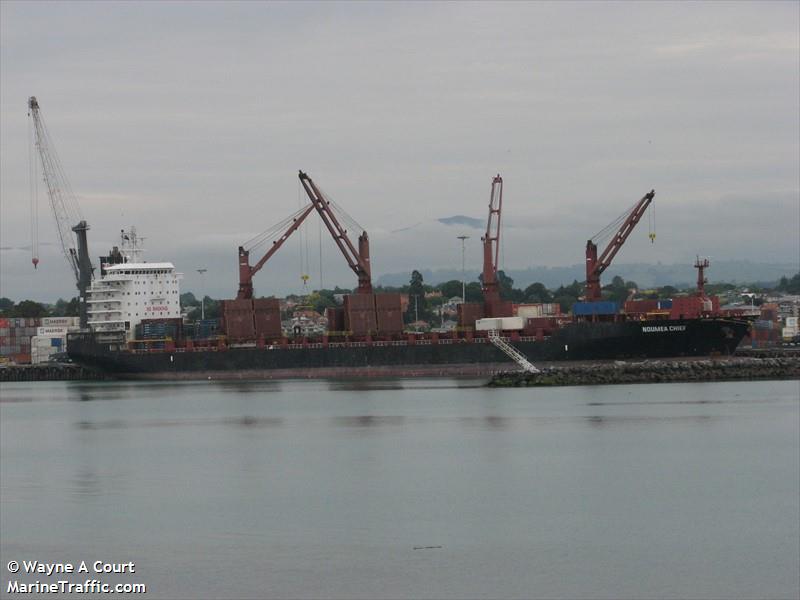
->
[572, 301, 619, 316]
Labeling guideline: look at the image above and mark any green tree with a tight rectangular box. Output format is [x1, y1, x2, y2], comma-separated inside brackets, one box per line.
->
[523, 282, 553, 303]
[11, 300, 49, 318]
[0, 298, 14, 316]
[553, 279, 583, 312]
[438, 280, 466, 300]
[464, 281, 483, 303]
[405, 270, 429, 323]
[310, 289, 338, 315]
[777, 273, 800, 294]
[180, 292, 198, 307]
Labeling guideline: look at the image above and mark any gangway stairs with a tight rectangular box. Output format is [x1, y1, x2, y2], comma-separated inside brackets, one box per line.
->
[487, 330, 540, 373]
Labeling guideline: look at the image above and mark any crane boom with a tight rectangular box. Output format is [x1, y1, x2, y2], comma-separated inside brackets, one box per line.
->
[481, 174, 503, 315]
[237, 204, 315, 300]
[585, 189, 655, 301]
[28, 96, 94, 328]
[298, 171, 372, 294]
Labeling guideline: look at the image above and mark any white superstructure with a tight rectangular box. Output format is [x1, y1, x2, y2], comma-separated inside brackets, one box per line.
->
[86, 228, 183, 340]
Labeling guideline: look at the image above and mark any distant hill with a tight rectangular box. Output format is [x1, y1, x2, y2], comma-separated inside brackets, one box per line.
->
[376, 260, 800, 289]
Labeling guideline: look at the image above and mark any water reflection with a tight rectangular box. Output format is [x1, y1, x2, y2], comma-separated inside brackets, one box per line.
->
[332, 415, 407, 427]
[75, 416, 285, 430]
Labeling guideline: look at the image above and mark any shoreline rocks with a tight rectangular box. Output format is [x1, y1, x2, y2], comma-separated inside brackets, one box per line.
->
[489, 356, 800, 387]
[0, 363, 109, 382]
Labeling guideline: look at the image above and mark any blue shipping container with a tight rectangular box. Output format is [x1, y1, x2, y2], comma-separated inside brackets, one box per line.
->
[658, 300, 673, 309]
[572, 301, 619, 316]
[51, 338, 63, 347]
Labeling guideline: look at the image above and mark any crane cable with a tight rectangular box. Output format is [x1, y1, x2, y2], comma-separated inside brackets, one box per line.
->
[297, 181, 310, 293]
[28, 115, 39, 269]
[648, 200, 656, 243]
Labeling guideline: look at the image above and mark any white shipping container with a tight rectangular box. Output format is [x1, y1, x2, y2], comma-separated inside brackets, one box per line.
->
[475, 316, 524, 331]
[475, 318, 501, 331]
[786, 317, 798, 328]
[516, 304, 544, 319]
[37, 326, 69, 336]
[41, 317, 79, 327]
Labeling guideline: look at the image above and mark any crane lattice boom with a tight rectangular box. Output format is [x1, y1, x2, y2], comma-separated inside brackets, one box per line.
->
[28, 96, 93, 327]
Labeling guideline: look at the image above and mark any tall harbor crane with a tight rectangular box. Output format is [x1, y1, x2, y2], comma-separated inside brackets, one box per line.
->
[584, 189, 655, 302]
[298, 170, 372, 294]
[28, 96, 94, 328]
[481, 174, 504, 317]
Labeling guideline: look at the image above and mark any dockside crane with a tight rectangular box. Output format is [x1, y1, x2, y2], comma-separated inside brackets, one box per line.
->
[584, 190, 655, 302]
[481, 174, 504, 317]
[298, 170, 372, 294]
[28, 96, 94, 328]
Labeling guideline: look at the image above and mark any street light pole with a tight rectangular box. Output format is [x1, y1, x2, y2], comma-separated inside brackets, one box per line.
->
[457, 235, 469, 303]
[196, 268, 207, 320]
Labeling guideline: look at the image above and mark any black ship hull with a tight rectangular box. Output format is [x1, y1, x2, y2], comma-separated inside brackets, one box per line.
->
[67, 318, 750, 380]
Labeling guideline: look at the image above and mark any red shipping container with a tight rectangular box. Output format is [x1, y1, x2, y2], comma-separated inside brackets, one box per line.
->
[326, 307, 345, 332]
[344, 295, 377, 336]
[253, 298, 282, 339]
[222, 299, 256, 340]
[457, 303, 484, 329]
[625, 300, 659, 313]
[374, 294, 403, 334]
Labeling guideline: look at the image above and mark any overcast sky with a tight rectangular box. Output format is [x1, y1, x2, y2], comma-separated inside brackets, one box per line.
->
[1, 1, 798, 302]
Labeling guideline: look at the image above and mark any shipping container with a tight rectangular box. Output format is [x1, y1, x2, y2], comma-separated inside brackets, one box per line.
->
[37, 326, 69, 337]
[516, 304, 544, 319]
[374, 294, 403, 334]
[475, 316, 524, 331]
[41, 316, 80, 328]
[457, 302, 484, 329]
[222, 299, 256, 340]
[253, 298, 282, 338]
[326, 307, 345, 333]
[572, 301, 619, 316]
[343, 294, 377, 336]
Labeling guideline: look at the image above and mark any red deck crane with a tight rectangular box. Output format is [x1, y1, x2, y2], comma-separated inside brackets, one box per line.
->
[584, 189, 655, 302]
[481, 174, 504, 317]
[298, 170, 372, 294]
[237, 203, 315, 300]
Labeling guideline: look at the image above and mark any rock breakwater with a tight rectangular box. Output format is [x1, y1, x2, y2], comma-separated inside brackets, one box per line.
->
[489, 357, 800, 387]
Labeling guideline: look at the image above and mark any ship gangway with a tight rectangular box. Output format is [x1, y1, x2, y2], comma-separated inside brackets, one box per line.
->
[486, 330, 541, 374]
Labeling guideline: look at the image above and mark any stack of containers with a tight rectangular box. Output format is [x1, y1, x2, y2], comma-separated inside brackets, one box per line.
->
[31, 317, 80, 364]
[783, 316, 799, 340]
[0, 318, 40, 364]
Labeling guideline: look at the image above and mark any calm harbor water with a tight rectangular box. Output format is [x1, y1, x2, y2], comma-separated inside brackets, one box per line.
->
[1, 378, 798, 599]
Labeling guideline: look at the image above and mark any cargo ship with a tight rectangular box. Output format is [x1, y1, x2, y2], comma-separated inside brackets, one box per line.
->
[67, 317, 749, 380]
[65, 228, 749, 380]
